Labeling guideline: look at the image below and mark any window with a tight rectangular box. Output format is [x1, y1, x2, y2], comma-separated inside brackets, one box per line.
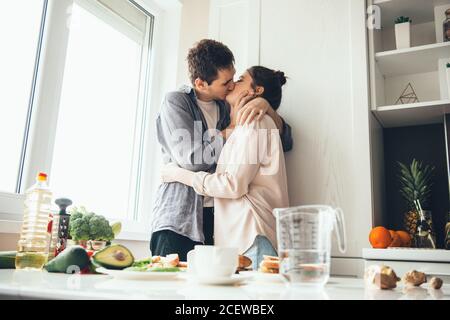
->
[0, 1, 46, 193]
[0, 0, 178, 239]
[50, 0, 154, 221]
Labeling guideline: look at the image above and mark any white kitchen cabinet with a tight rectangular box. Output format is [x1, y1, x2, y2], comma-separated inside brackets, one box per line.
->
[208, 0, 261, 75]
[209, 0, 374, 277]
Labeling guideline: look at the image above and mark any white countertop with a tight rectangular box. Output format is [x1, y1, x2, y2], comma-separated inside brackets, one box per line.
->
[0, 270, 449, 300]
[0, 270, 450, 300]
[363, 248, 450, 262]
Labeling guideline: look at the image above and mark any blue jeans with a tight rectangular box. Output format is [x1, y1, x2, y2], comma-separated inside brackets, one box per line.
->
[243, 235, 277, 270]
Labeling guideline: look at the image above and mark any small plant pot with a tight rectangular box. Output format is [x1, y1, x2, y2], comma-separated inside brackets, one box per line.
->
[395, 22, 411, 49]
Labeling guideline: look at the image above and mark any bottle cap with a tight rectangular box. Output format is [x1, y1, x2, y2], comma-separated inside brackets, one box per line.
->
[37, 172, 48, 181]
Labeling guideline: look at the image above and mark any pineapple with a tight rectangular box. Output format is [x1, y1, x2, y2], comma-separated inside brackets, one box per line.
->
[403, 210, 418, 239]
[398, 159, 435, 243]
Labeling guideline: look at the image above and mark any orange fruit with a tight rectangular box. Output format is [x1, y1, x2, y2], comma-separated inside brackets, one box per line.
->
[396, 230, 411, 247]
[388, 230, 403, 247]
[369, 226, 392, 249]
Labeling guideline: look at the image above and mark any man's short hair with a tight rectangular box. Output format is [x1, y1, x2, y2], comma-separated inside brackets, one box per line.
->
[187, 39, 235, 85]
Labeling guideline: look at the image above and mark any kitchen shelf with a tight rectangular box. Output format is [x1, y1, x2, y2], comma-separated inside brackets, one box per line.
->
[373, 0, 450, 28]
[363, 248, 450, 263]
[375, 42, 450, 77]
[368, 0, 450, 254]
[374, 99, 450, 127]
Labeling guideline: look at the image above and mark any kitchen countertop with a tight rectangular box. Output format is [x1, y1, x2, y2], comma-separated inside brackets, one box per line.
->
[0, 270, 448, 300]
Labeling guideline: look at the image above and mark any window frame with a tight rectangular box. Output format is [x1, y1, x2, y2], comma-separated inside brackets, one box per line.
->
[0, 0, 183, 241]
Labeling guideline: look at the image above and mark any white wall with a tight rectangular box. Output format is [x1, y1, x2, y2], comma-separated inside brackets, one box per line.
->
[0, 233, 19, 251]
[176, 0, 211, 87]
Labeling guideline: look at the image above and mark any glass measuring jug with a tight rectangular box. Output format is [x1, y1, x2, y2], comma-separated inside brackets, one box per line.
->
[275, 205, 346, 287]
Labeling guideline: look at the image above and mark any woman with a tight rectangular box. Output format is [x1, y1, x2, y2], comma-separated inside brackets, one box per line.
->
[162, 66, 289, 268]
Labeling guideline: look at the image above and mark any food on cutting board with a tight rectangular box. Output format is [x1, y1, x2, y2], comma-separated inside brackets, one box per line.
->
[369, 226, 412, 249]
[92, 244, 134, 270]
[259, 255, 279, 274]
[403, 270, 427, 287]
[429, 277, 443, 290]
[364, 265, 400, 290]
[44, 246, 90, 273]
[0, 251, 17, 269]
[125, 254, 186, 272]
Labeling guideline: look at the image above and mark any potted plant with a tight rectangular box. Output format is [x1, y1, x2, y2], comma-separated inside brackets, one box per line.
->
[398, 159, 435, 244]
[395, 16, 412, 49]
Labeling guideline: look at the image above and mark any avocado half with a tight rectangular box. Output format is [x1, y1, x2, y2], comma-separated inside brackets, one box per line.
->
[92, 244, 134, 270]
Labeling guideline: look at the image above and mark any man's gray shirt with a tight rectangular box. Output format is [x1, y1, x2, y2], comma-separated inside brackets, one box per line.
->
[151, 85, 293, 243]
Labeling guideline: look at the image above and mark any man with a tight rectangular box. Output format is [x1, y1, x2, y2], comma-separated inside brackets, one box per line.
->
[150, 39, 293, 260]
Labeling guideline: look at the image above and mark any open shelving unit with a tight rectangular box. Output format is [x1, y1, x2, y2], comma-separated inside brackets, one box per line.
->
[374, 0, 450, 27]
[369, 0, 450, 128]
[368, 0, 450, 253]
[374, 99, 450, 127]
[375, 42, 450, 77]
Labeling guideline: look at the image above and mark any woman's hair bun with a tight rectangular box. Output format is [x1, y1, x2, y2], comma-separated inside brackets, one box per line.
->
[274, 70, 287, 86]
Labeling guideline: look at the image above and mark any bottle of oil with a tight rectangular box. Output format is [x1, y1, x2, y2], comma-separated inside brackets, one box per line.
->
[15, 172, 53, 270]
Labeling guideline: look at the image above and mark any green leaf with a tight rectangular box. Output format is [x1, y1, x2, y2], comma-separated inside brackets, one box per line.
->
[397, 159, 434, 210]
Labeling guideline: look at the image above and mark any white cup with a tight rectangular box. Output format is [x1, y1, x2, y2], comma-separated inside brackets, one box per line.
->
[187, 245, 238, 279]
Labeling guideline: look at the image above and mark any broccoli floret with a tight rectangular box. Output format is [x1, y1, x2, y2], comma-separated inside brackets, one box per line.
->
[69, 209, 83, 222]
[89, 214, 114, 241]
[69, 214, 90, 240]
[69, 208, 114, 241]
[82, 212, 95, 225]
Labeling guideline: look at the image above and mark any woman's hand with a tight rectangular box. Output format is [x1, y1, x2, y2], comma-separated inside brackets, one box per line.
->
[237, 97, 284, 132]
[160, 162, 196, 187]
[232, 90, 257, 126]
[161, 162, 181, 183]
[236, 97, 269, 125]
[222, 90, 255, 140]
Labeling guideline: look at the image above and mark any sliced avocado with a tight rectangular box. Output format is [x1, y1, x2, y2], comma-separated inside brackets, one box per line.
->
[44, 246, 90, 273]
[92, 244, 134, 270]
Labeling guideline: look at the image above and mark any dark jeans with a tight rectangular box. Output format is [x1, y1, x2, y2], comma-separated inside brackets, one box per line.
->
[150, 207, 214, 261]
[203, 207, 214, 246]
